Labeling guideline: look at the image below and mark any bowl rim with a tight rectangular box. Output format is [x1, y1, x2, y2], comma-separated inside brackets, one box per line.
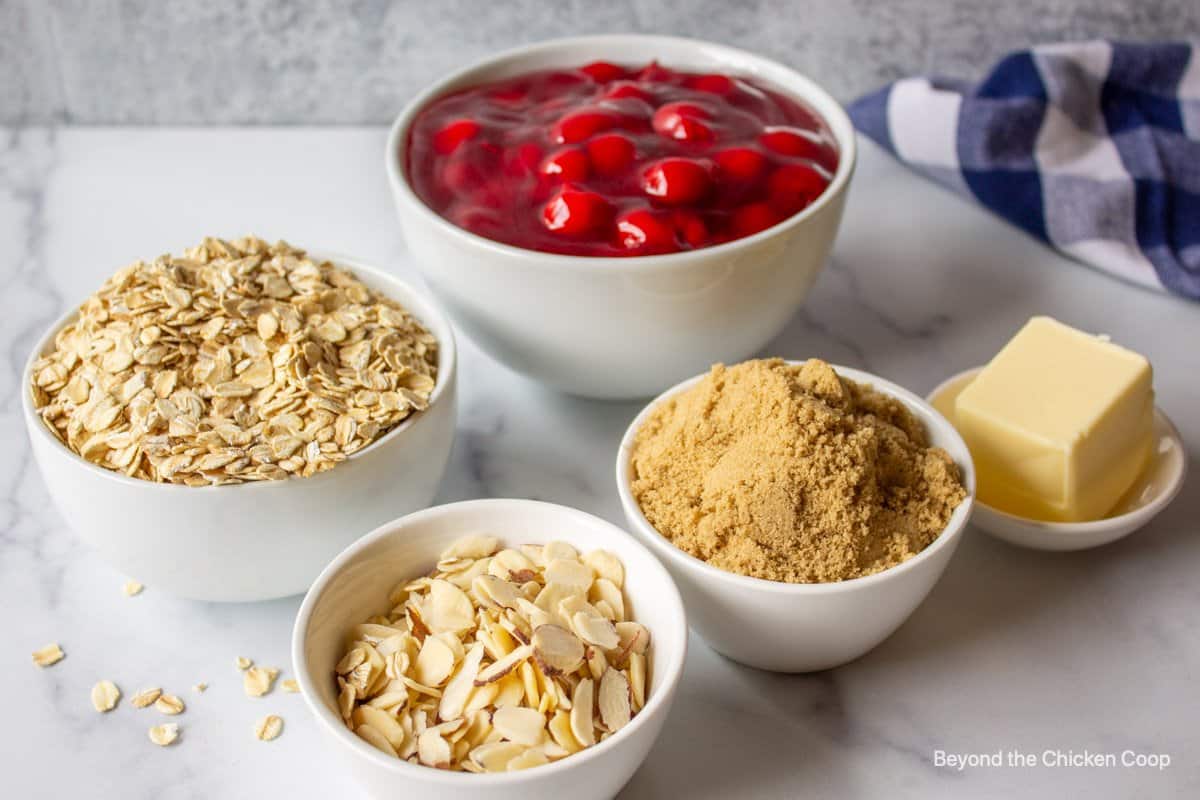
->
[20, 249, 457, 493]
[928, 365, 1188, 536]
[291, 497, 689, 786]
[384, 33, 857, 272]
[615, 360, 977, 595]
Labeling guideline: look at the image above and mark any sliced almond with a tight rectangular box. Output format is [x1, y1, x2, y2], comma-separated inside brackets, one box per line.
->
[590, 578, 625, 621]
[492, 706, 546, 747]
[440, 535, 499, 561]
[629, 652, 646, 711]
[598, 668, 631, 734]
[543, 558, 592, 590]
[91, 680, 121, 712]
[549, 709, 583, 754]
[470, 741, 527, 772]
[354, 704, 407, 749]
[507, 748, 550, 771]
[543, 541, 578, 561]
[426, 580, 475, 634]
[474, 644, 532, 686]
[570, 678, 595, 747]
[493, 674, 526, 708]
[583, 549, 624, 588]
[439, 641, 484, 721]
[473, 574, 521, 610]
[414, 635, 456, 687]
[571, 612, 620, 650]
[531, 624, 585, 676]
[417, 728, 452, 768]
[356, 723, 398, 757]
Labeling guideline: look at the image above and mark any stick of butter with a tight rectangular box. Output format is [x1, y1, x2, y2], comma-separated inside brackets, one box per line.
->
[955, 316, 1154, 522]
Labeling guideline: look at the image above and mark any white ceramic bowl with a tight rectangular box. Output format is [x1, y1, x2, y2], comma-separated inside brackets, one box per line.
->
[616, 362, 976, 672]
[386, 35, 857, 399]
[929, 367, 1188, 551]
[22, 252, 458, 602]
[292, 498, 687, 800]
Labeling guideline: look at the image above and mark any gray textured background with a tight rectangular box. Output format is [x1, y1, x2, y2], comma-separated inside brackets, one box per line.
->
[4, 0, 1198, 125]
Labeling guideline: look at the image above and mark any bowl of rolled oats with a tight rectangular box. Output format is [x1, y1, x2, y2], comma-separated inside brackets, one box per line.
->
[292, 498, 687, 800]
[22, 237, 458, 602]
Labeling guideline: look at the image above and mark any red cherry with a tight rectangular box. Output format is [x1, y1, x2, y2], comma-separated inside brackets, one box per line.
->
[636, 62, 673, 83]
[586, 134, 636, 176]
[488, 84, 528, 105]
[652, 102, 714, 142]
[767, 164, 829, 214]
[580, 61, 626, 82]
[616, 208, 678, 253]
[730, 202, 780, 237]
[433, 119, 480, 155]
[688, 74, 736, 95]
[641, 158, 713, 206]
[760, 127, 837, 169]
[540, 147, 591, 182]
[672, 211, 710, 248]
[551, 109, 619, 144]
[715, 147, 768, 181]
[440, 158, 485, 192]
[505, 142, 544, 177]
[542, 188, 612, 235]
[604, 81, 655, 103]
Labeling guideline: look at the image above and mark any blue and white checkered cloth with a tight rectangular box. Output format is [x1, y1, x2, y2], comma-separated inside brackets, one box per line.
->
[849, 40, 1200, 300]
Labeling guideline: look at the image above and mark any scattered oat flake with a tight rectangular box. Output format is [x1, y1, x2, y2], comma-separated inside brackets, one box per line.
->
[122, 580, 144, 597]
[244, 666, 279, 697]
[254, 714, 284, 741]
[193, 682, 208, 693]
[281, 679, 300, 693]
[91, 680, 121, 712]
[132, 688, 162, 708]
[148, 723, 179, 746]
[236, 656, 252, 670]
[155, 694, 185, 715]
[32, 643, 64, 667]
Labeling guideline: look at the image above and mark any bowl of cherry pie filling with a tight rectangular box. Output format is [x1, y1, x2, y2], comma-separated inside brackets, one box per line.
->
[387, 35, 855, 399]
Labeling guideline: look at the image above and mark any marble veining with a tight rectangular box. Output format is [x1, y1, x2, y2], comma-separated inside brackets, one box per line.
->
[5, 0, 1200, 124]
[1, 127, 1197, 798]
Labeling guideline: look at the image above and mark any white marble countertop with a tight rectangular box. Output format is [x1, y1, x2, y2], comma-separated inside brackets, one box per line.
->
[3, 127, 1197, 799]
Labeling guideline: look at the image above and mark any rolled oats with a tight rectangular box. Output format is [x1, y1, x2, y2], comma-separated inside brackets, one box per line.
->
[254, 714, 284, 741]
[155, 694, 185, 715]
[132, 687, 162, 708]
[335, 537, 651, 773]
[32, 643, 65, 667]
[244, 666, 279, 697]
[281, 679, 300, 693]
[31, 237, 438, 486]
[122, 580, 144, 597]
[91, 680, 121, 712]
[148, 723, 179, 746]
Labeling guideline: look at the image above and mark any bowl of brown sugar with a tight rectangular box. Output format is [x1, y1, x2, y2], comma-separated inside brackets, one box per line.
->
[615, 358, 974, 672]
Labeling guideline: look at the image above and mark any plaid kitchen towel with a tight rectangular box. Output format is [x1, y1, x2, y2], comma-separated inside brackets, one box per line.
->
[848, 41, 1200, 300]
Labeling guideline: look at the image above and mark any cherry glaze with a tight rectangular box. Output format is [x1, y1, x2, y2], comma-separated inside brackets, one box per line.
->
[406, 61, 838, 257]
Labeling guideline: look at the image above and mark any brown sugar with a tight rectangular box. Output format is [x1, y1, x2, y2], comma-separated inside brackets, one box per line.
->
[630, 359, 967, 583]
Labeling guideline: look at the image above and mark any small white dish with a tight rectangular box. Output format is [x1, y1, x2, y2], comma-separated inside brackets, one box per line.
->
[616, 362, 976, 672]
[386, 34, 857, 399]
[292, 498, 687, 800]
[22, 251, 458, 602]
[928, 367, 1187, 552]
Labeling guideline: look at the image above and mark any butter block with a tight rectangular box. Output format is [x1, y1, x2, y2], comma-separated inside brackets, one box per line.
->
[954, 316, 1154, 522]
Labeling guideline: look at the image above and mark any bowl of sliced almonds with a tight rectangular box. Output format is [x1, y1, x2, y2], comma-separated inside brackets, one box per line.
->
[292, 498, 687, 800]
